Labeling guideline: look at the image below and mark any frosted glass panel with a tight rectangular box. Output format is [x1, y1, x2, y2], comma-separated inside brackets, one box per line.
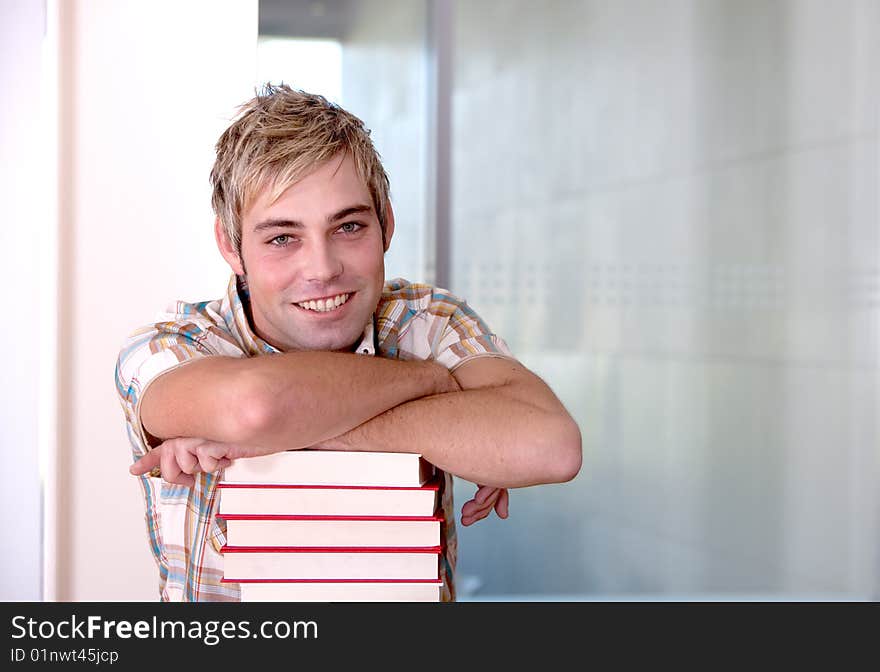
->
[451, 0, 880, 599]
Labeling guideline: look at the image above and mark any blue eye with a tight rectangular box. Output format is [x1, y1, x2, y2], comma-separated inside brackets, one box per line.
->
[338, 222, 363, 234]
[271, 234, 291, 246]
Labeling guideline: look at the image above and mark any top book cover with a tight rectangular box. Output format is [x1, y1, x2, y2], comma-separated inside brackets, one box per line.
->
[221, 450, 435, 487]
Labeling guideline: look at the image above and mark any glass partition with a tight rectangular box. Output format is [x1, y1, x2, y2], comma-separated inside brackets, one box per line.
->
[450, 0, 879, 599]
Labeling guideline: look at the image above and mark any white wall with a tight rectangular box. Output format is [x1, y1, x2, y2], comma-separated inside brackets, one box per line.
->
[0, 0, 47, 601]
[53, 0, 258, 600]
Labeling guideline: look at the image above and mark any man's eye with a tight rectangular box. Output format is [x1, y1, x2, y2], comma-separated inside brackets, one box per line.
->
[271, 234, 291, 246]
[338, 222, 363, 234]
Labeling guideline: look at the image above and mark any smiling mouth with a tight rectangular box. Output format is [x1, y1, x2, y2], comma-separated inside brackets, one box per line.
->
[294, 292, 352, 313]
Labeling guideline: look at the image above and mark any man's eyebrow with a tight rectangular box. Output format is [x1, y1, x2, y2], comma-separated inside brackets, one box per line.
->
[328, 204, 374, 222]
[253, 219, 303, 233]
[252, 204, 374, 233]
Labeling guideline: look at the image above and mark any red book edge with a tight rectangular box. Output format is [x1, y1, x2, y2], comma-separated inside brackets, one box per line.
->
[217, 479, 440, 491]
[222, 578, 443, 584]
[217, 514, 442, 522]
[220, 545, 443, 554]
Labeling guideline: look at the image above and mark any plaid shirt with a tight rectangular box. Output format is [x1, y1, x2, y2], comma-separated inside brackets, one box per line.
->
[115, 274, 514, 601]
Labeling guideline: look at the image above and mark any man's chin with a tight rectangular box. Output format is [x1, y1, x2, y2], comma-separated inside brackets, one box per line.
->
[288, 326, 365, 353]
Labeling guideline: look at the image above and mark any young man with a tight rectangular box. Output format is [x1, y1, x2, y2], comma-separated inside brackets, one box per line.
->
[115, 84, 581, 602]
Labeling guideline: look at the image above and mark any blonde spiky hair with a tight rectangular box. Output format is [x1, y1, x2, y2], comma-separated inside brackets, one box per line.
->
[210, 83, 391, 254]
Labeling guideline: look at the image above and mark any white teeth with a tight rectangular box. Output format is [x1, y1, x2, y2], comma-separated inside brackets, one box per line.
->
[298, 293, 350, 312]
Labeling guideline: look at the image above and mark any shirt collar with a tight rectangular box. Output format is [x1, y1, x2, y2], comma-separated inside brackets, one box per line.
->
[220, 274, 376, 357]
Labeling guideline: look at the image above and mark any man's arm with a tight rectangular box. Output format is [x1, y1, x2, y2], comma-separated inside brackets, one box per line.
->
[139, 351, 458, 452]
[316, 357, 582, 489]
[135, 352, 581, 490]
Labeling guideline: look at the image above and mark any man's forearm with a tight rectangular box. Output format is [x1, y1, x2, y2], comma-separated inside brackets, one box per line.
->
[323, 384, 582, 488]
[142, 351, 457, 450]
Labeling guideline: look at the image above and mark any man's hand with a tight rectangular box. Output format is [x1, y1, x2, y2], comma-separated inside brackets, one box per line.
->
[460, 484, 509, 526]
[132, 439, 511, 526]
[129, 438, 238, 487]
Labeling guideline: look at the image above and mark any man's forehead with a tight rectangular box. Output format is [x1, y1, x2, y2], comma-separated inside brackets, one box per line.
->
[245, 157, 372, 219]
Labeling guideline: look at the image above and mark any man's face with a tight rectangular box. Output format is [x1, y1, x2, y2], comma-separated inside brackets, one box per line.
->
[218, 153, 392, 352]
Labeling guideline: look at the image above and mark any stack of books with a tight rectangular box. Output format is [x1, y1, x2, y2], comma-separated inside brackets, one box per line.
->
[217, 450, 444, 601]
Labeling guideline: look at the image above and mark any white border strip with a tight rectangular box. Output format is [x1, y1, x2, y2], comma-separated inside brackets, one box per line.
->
[39, 0, 60, 602]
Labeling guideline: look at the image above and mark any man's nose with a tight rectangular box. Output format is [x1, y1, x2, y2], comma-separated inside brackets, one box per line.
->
[303, 240, 343, 283]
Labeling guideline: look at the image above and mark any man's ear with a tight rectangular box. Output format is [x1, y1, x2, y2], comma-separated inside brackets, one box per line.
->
[214, 217, 245, 275]
[383, 201, 395, 252]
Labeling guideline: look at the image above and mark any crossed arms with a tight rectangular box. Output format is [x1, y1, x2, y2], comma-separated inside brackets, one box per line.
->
[131, 352, 582, 523]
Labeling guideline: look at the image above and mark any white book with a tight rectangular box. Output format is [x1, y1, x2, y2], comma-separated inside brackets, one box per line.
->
[231, 579, 443, 602]
[217, 481, 439, 517]
[221, 546, 441, 580]
[222, 450, 434, 487]
[221, 515, 442, 548]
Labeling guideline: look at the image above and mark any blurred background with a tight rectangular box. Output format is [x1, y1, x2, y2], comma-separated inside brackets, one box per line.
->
[1, 0, 877, 600]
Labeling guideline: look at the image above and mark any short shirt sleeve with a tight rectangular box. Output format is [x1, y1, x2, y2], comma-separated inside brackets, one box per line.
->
[115, 314, 246, 457]
[430, 291, 516, 372]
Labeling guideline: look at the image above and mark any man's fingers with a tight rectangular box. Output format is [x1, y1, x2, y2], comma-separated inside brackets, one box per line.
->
[175, 444, 201, 475]
[459, 500, 480, 524]
[459, 499, 481, 519]
[195, 443, 218, 473]
[129, 449, 161, 476]
[461, 495, 494, 518]
[198, 455, 219, 473]
[475, 487, 501, 510]
[460, 494, 496, 525]
[494, 488, 509, 519]
[130, 440, 233, 482]
[197, 442, 232, 473]
[471, 490, 500, 514]
[460, 486, 510, 526]
[461, 506, 491, 526]
[474, 485, 495, 505]
[161, 443, 194, 487]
